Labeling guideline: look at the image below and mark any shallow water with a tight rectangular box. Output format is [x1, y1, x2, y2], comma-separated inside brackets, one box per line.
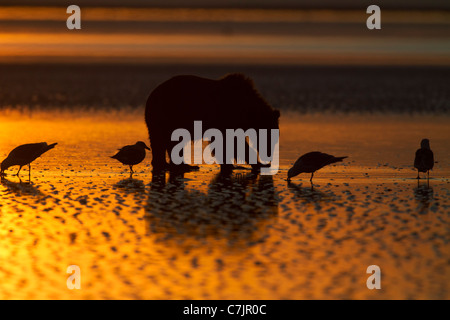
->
[0, 111, 449, 299]
[1, 7, 450, 65]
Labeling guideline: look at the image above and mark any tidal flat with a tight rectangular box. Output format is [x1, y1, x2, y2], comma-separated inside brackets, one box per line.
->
[0, 111, 448, 299]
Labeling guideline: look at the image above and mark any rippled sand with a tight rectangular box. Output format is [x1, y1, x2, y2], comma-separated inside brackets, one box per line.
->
[0, 111, 449, 299]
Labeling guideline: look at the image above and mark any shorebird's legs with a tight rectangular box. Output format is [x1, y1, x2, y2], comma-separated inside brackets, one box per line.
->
[310, 172, 314, 182]
[427, 170, 429, 180]
[129, 165, 134, 173]
[416, 170, 420, 179]
[28, 164, 31, 179]
[16, 166, 22, 176]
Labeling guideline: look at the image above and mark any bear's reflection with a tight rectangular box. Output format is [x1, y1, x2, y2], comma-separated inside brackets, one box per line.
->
[144, 170, 278, 246]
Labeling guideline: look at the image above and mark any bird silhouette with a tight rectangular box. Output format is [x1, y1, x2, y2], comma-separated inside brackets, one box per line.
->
[414, 138, 434, 180]
[111, 141, 150, 173]
[287, 151, 347, 182]
[1, 142, 57, 177]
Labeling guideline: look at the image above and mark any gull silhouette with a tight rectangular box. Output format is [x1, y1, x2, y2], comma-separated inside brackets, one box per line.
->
[111, 141, 150, 173]
[1, 142, 57, 177]
[287, 151, 347, 182]
[414, 138, 434, 180]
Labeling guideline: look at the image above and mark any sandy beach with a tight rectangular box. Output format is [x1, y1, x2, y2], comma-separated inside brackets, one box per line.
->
[0, 107, 448, 299]
[0, 0, 449, 302]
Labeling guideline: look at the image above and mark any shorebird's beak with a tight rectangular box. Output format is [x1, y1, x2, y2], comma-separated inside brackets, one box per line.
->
[287, 168, 293, 181]
[144, 144, 150, 150]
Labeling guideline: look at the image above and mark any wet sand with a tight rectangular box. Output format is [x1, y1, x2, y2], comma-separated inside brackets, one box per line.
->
[1, 64, 449, 113]
[0, 111, 448, 299]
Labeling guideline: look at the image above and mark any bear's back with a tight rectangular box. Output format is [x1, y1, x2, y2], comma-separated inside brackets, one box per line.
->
[145, 73, 277, 132]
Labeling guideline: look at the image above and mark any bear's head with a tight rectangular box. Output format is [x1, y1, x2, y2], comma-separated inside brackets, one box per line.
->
[221, 73, 280, 164]
[221, 73, 280, 126]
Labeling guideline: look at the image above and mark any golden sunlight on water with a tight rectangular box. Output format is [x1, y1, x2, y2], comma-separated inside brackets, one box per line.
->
[1, 7, 449, 64]
[3, 7, 356, 23]
[2, 33, 448, 64]
[0, 110, 449, 299]
[1, 7, 449, 24]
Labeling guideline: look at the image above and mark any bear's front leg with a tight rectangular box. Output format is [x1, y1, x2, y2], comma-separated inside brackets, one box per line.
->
[167, 140, 199, 173]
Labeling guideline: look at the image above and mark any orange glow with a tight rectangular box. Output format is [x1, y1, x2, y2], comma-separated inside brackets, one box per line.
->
[1, 7, 449, 24]
[0, 7, 449, 65]
[0, 32, 449, 65]
[0, 111, 449, 299]
[0, 6, 449, 300]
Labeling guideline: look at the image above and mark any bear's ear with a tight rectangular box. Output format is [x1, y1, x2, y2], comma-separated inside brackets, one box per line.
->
[273, 109, 280, 119]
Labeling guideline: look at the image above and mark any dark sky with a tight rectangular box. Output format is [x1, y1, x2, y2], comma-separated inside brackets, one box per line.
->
[1, 0, 449, 9]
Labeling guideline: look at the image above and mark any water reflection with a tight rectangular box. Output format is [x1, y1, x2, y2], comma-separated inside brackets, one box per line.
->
[287, 181, 336, 204]
[113, 174, 145, 194]
[144, 171, 278, 246]
[414, 181, 434, 214]
[1, 175, 43, 197]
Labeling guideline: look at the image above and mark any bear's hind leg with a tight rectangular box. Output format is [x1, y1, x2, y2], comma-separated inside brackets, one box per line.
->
[220, 164, 235, 173]
[150, 138, 169, 172]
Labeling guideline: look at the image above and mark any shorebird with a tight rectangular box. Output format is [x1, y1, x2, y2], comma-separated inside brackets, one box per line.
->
[287, 151, 348, 182]
[414, 138, 434, 180]
[111, 141, 150, 173]
[1, 142, 57, 177]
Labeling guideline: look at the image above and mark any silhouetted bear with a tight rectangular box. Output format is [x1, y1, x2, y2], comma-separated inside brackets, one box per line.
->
[145, 73, 280, 172]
